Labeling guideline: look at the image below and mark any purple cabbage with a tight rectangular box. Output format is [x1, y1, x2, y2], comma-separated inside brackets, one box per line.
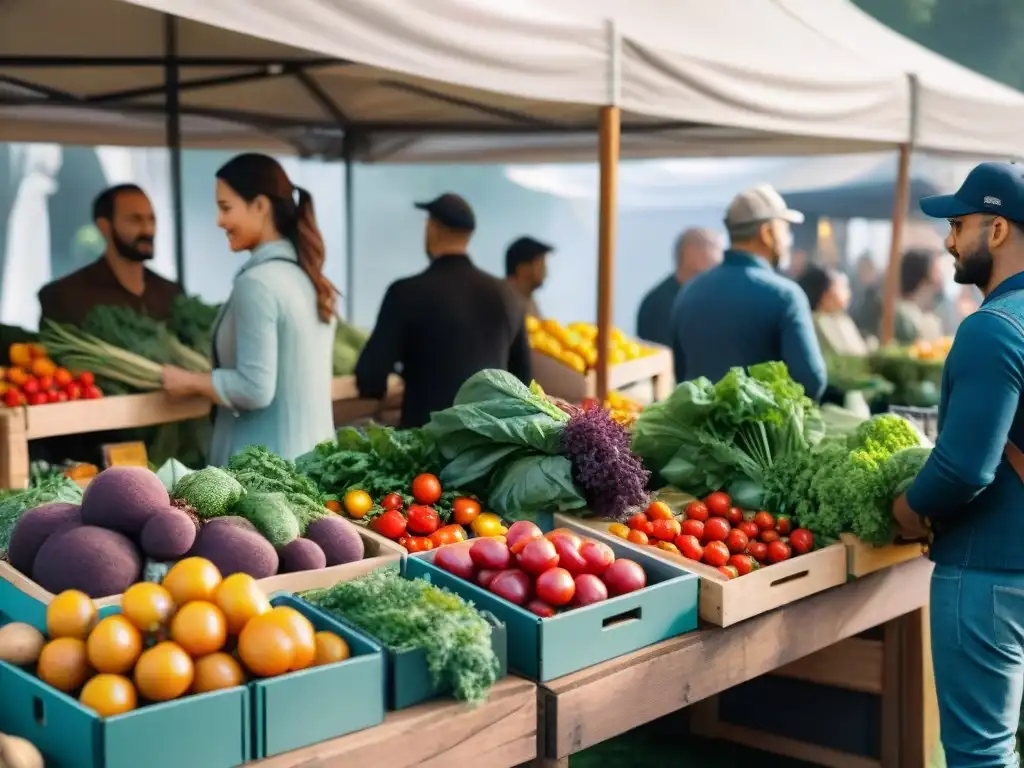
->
[562, 406, 650, 519]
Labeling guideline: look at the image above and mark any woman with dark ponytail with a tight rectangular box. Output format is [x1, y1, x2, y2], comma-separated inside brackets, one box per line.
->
[161, 153, 336, 464]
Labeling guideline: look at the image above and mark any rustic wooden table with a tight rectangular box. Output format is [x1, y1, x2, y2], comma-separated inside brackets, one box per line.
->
[529, 556, 937, 767]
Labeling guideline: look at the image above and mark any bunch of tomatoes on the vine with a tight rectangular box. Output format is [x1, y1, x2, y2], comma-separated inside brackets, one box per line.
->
[337, 473, 508, 554]
[608, 491, 814, 580]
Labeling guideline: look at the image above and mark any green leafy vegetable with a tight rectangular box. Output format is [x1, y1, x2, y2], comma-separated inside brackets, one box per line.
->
[302, 565, 499, 705]
[82, 305, 210, 373]
[227, 445, 328, 531]
[172, 467, 244, 519]
[232, 492, 301, 547]
[169, 294, 220, 358]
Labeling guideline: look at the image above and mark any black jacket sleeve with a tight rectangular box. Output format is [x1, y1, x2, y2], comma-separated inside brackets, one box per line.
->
[508, 320, 532, 385]
[355, 283, 405, 399]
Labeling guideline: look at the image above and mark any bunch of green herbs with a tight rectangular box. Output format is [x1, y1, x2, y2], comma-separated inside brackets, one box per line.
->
[302, 565, 499, 704]
[168, 294, 220, 358]
[82, 305, 210, 373]
[227, 445, 328, 531]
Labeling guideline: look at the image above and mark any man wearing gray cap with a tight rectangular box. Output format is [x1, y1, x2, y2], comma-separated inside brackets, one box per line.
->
[356, 193, 531, 427]
[669, 184, 826, 399]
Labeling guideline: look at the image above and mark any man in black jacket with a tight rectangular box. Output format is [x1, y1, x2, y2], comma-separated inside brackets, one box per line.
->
[355, 193, 532, 427]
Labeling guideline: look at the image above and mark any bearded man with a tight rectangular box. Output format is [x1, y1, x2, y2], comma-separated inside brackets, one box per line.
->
[38, 184, 182, 326]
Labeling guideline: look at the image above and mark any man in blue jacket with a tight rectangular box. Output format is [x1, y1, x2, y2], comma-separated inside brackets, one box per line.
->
[893, 161, 1024, 767]
[669, 184, 826, 400]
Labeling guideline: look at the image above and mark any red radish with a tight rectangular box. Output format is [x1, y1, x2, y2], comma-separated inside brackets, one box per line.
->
[579, 540, 614, 576]
[602, 559, 647, 596]
[489, 569, 531, 605]
[434, 546, 475, 580]
[525, 599, 556, 618]
[572, 574, 609, 607]
[506, 521, 543, 554]
[470, 538, 511, 570]
[549, 533, 588, 575]
[535, 567, 576, 606]
[517, 538, 559, 575]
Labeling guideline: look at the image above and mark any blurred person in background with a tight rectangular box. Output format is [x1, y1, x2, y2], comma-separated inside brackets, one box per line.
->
[785, 248, 810, 280]
[797, 264, 867, 357]
[636, 227, 722, 347]
[895, 249, 945, 343]
[356, 193, 531, 428]
[850, 251, 883, 337]
[504, 236, 551, 319]
[38, 184, 181, 326]
[671, 185, 826, 400]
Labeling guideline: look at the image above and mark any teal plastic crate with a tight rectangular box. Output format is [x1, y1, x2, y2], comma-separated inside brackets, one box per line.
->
[0, 576, 50, 631]
[252, 594, 385, 759]
[0, 658, 250, 768]
[406, 536, 699, 682]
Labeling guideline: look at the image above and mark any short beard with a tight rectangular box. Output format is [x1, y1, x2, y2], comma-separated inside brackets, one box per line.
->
[112, 231, 154, 263]
[951, 241, 993, 289]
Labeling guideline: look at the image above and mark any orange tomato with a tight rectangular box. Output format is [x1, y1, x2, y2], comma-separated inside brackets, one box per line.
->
[80, 674, 137, 717]
[30, 358, 56, 378]
[134, 642, 194, 702]
[170, 601, 227, 657]
[86, 615, 143, 674]
[651, 518, 682, 542]
[37, 637, 90, 693]
[54, 368, 74, 388]
[312, 632, 350, 666]
[265, 606, 316, 671]
[324, 499, 342, 514]
[162, 557, 222, 606]
[655, 541, 681, 555]
[237, 615, 294, 678]
[47, 590, 97, 640]
[6, 367, 29, 387]
[452, 497, 482, 526]
[7, 344, 31, 369]
[645, 501, 675, 521]
[627, 529, 650, 546]
[192, 652, 247, 693]
[607, 522, 630, 539]
[121, 582, 175, 633]
[429, 524, 466, 548]
[214, 573, 271, 635]
[28, 343, 48, 360]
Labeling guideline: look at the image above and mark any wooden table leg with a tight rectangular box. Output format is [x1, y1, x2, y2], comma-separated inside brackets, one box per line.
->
[880, 608, 935, 767]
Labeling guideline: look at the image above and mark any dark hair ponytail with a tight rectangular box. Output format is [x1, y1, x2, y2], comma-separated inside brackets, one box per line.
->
[216, 153, 337, 324]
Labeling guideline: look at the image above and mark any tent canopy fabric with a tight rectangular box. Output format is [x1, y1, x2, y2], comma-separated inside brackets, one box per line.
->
[0, 0, 1022, 161]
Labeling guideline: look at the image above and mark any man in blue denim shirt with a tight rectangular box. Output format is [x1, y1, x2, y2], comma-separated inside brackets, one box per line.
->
[894, 162, 1024, 767]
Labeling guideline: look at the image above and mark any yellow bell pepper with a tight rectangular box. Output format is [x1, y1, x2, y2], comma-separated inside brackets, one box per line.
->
[471, 513, 507, 538]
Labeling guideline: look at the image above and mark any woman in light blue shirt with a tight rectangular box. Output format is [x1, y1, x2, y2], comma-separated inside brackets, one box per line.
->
[162, 153, 336, 465]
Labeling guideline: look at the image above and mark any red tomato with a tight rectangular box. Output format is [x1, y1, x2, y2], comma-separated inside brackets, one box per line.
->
[775, 515, 793, 535]
[702, 540, 730, 567]
[747, 541, 769, 562]
[470, 538, 511, 570]
[21, 379, 39, 395]
[429, 524, 467, 548]
[506, 521, 543, 554]
[680, 518, 705, 542]
[535, 567, 576, 606]
[549, 533, 587, 575]
[47, 390, 67, 403]
[36, 375, 53, 392]
[452, 497, 482, 526]
[651, 518, 681, 542]
[728, 554, 756, 576]
[28, 392, 47, 406]
[790, 528, 814, 554]
[724, 506, 744, 525]
[704, 491, 731, 518]
[411, 473, 442, 505]
[760, 529, 780, 544]
[78, 371, 96, 387]
[626, 529, 649, 546]
[579, 541, 614, 576]
[66, 383, 82, 400]
[525, 599, 556, 618]
[718, 565, 740, 579]
[725, 528, 749, 554]
[381, 493, 404, 511]
[82, 385, 103, 399]
[3, 389, 22, 407]
[738, 521, 760, 540]
[489, 570, 531, 605]
[434, 546, 475, 580]
[602, 559, 647, 596]
[370, 509, 407, 540]
[645, 501, 675, 521]
[753, 511, 775, 531]
[54, 368, 73, 388]
[572, 573, 609, 607]
[767, 540, 792, 563]
[674, 534, 704, 561]
[685, 501, 709, 522]
[403, 536, 434, 553]
[703, 517, 731, 543]
[406, 505, 440, 536]
[626, 513, 649, 530]
[517, 538, 559, 575]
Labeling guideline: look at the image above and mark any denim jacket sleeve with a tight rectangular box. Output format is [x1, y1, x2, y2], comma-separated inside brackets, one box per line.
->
[212, 274, 279, 411]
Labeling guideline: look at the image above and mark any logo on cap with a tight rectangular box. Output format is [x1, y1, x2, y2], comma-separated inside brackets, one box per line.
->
[984, 196, 1002, 206]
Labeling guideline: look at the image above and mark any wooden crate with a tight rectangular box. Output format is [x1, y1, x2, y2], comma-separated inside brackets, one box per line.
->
[572, 517, 848, 627]
[841, 533, 925, 579]
[530, 344, 674, 403]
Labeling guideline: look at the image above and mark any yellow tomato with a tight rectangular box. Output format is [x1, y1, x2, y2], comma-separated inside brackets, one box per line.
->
[609, 348, 627, 365]
[607, 522, 630, 539]
[471, 513, 506, 538]
[343, 490, 373, 519]
[524, 315, 541, 333]
[7, 344, 31, 369]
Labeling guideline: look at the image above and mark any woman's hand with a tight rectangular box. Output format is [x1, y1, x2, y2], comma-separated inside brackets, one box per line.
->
[892, 493, 929, 541]
[162, 365, 199, 398]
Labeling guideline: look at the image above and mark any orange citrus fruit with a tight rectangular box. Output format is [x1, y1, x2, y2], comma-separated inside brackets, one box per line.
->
[162, 557, 222, 607]
[192, 652, 247, 694]
[214, 573, 270, 635]
[46, 590, 97, 640]
[79, 674, 137, 717]
[312, 631, 351, 666]
[86, 615, 142, 675]
[134, 642, 193, 702]
[170, 601, 227, 657]
[37, 637, 90, 693]
[121, 583, 175, 633]
[266, 607, 316, 671]
[237, 614, 294, 678]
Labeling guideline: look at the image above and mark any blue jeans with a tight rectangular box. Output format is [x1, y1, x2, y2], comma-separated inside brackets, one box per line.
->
[931, 564, 1024, 767]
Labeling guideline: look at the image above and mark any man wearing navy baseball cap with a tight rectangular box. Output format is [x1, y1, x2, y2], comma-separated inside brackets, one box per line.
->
[892, 161, 1024, 765]
[356, 193, 531, 427]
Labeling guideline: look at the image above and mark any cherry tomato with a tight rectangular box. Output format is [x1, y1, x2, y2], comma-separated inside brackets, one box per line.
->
[37, 375, 54, 392]
[790, 528, 814, 554]
[747, 541, 769, 562]
[452, 497, 482, 526]
[680, 518, 705, 542]
[775, 514, 793, 536]
[370, 509, 407, 540]
[411, 473, 442, 505]
[728, 554, 757, 576]
[651, 518, 681, 542]
[703, 517, 731, 543]
[738, 521, 760, 540]
[381, 493, 404, 511]
[626, 529, 649, 546]
[718, 565, 740, 579]
[82, 385, 103, 399]
[645, 501, 675, 521]
[429, 524, 467, 548]
[704, 491, 732, 518]
[324, 499, 342, 514]
[2, 389, 21, 408]
[725, 528, 749, 554]
[674, 534, 704, 561]
[65, 383, 82, 401]
[535, 567, 576, 606]
[403, 536, 434, 553]
[760, 529, 780, 544]
[655, 541, 681, 555]
[685, 501, 709, 522]
[78, 371, 95, 387]
[607, 522, 630, 539]
[343, 489, 373, 519]
[406, 505, 441, 536]
[28, 392, 47, 406]
[753, 511, 776, 531]
[725, 506, 744, 526]
[20, 378, 39, 395]
[767, 540, 792, 563]
[703, 540, 730, 567]
[627, 513, 650, 531]
[47, 390, 67, 403]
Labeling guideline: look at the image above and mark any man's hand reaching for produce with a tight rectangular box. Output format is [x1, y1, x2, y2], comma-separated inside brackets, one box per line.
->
[892, 493, 929, 541]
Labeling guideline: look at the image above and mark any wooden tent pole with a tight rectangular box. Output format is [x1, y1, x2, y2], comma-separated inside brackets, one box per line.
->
[879, 144, 912, 346]
[595, 105, 621, 404]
